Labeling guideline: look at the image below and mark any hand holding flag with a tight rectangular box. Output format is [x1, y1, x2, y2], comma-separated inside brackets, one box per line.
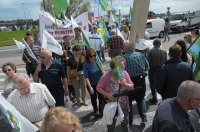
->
[113, 58, 124, 80]
[13, 38, 25, 50]
[22, 39, 37, 61]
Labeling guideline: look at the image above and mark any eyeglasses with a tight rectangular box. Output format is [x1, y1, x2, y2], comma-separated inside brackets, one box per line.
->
[93, 28, 97, 29]
[40, 56, 45, 59]
[89, 55, 96, 58]
[4, 69, 12, 73]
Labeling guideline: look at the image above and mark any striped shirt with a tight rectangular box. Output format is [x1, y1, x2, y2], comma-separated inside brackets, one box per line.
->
[22, 45, 41, 65]
[122, 50, 149, 77]
[7, 83, 56, 123]
[71, 37, 86, 52]
[147, 47, 167, 67]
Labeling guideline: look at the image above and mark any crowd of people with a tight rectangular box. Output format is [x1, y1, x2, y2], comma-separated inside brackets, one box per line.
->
[1, 25, 200, 132]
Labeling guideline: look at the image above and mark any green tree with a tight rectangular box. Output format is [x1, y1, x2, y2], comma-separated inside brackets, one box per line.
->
[40, 0, 91, 18]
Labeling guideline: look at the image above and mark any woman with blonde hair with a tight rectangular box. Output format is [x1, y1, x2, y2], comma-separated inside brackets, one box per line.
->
[184, 33, 193, 49]
[41, 107, 82, 132]
[121, 25, 130, 40]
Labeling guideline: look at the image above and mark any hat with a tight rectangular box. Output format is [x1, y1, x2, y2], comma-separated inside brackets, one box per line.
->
[34, 32, 38, 36]
[74, 27, 81, 31]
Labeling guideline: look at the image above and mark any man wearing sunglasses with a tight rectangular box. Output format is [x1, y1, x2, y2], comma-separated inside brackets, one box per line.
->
[88, 24, 105, 62]
[33, 49, 69, 107]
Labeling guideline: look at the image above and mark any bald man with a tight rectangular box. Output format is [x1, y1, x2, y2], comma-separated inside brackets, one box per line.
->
[152, 80, 200, 132]
[33, 49, 69, 106]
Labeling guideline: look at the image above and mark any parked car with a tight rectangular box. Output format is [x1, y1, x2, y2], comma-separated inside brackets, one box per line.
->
[146, 19, 165, 38]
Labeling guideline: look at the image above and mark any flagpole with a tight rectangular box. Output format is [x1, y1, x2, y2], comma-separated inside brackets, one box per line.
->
[94, 0, 95, 17]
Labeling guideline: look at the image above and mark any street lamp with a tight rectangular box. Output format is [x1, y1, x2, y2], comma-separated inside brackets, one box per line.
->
[21, 3, 27, 27]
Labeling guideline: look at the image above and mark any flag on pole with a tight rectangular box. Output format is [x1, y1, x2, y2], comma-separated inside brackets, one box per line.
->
[13, 38, 25, 50]
[113, 58, 124, 80]
[98, 18, 110, 43]
[95, 0, 100, 4]
[42, 30, 63, 55]
[70, 16, 104, 74]
[188, 35, 200, 80]
[52, 0, 69, 18]
[108, 12, 115, 27]
[129, 7, 133, 21]
[22, 39, 37, 60]
[99, 0, 109, 11]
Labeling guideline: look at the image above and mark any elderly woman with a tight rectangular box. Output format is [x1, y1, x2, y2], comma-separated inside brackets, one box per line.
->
[67, 45, 87, 106]
[83, 48, 103, 116]
[97, 56, 133, 132]
[1, 62, 17, 98]
[41, 107, 82, 132]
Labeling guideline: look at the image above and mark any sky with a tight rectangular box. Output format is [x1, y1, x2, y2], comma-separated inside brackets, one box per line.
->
[0, 0, 199, 21]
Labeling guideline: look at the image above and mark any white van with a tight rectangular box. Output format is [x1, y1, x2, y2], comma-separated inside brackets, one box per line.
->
[146, 19, 165, 38]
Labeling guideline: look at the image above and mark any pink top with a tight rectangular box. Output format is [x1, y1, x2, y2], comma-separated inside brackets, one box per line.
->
[97, 70, 133, 112]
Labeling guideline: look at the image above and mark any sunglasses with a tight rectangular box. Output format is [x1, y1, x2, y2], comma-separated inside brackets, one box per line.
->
[40, 56, 45, 59]
[4, 69, 12, 73]
[93, 28, 97, 29]
[89, 55, 96, 58]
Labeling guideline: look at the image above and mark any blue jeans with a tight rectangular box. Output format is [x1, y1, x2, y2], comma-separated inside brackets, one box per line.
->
[148, 67, 161, 100]
[164, 32, 170, 41]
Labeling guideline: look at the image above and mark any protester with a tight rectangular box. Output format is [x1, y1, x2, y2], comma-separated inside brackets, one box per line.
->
[107, 29, 124, 58]
[1, 62, 17, 98]
[144, 31, 150, 40]
[184, 33, 193, 49]
[7, 73, 55, 127]
[157, 45, 194, 100]
[163, 18, 170, 42]
[122, 40, 149, 124]
[97, 56, 133, 132]
[41, 107, 82, 132]
[152, 80, 200, 132]
[121, 25, 130, 40]
[88, 24, 105, 61]
[33, 32, 41, 47]
[22, 35, 41, 77]
[33, 49, 68, 106]
[62, 35, 76, 102]
[175, 39, 192, 65]
[191, 29, 199, 41]
[147, 39, 167, 103]
[71, 27, 87, 55]
[67, 45, 87, 106]
[83, 48, 103, 117]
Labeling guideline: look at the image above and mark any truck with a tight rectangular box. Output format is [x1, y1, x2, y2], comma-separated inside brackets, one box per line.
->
[169, 10, 200, 32]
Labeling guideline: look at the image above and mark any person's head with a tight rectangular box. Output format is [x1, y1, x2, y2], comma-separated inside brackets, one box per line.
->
[2, 62, 17, 78]
[153, 39, 161, 47]
[92, 25, 98, 33]
[72, 45, 81, 57]
[34, 32, 39, 40]
[122, 25, 129, 32]
[111, 23, 116, 29]
[40, 49, 53, 65]
[111, 29, 116, 36]
[165, 18, 169, 22]
[177, 80, 200, 111]
[63, 35, 71, 47]
[184, 33, 193, 44]
[123, 40, 134, 53]
[191, 29, 199, 38]
[168, 45, 182, 58]
[175, 39, 187, 62]
[25, 36, 34, 48]
[13, 73, 30, 96]
[41, 107, 82, 132]
[74, 27, 82, 38]
[85, 48, 96, 62]
[110, 56, 126, 71]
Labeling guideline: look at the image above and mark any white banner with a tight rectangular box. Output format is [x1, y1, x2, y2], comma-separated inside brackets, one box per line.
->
[39, 11, 89, 42]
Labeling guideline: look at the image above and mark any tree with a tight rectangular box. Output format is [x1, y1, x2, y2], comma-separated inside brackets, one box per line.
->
[40, 0, 91, 19]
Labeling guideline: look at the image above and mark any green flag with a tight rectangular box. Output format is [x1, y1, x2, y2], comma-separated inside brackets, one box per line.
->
[52, 0, 69, 18]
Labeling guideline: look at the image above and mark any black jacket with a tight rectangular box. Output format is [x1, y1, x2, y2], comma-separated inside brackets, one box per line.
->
[157, 57, 194, 100]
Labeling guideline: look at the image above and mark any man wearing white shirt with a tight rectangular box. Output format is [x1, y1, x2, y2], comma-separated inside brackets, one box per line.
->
[88, 24, 104, 61]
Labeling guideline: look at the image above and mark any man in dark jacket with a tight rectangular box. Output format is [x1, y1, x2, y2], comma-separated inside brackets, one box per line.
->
[157, 45, 194, 100]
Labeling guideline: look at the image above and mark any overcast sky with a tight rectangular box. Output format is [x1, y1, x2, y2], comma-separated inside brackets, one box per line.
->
[0, 0, 199, 21]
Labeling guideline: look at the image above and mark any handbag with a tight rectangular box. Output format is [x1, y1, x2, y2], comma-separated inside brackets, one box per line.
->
[69, 57, 79, 78]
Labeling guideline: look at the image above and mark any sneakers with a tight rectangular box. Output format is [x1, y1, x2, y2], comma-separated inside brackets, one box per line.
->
[149, 98, 158, 104]
[83, 102, 88, 106]
[93, 111, 99, 117]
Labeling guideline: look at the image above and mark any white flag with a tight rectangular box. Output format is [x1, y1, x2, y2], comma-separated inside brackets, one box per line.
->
[42, 30, 63, 55]
[22, 39, 38, 60]
[108, 12, 115, 27]
[13, 38, 25, 50]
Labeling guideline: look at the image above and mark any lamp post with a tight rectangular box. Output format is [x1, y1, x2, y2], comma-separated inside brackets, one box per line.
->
[21, 3, 27, 27]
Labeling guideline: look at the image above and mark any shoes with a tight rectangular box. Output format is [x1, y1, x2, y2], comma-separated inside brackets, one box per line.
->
[149, 98, 158, 104]
[129, 118, 133, 125]
[76, 101, 82, 106]
[142, 118, 147, 123]
[83, 102, 88, 106]
[93, 111, 99, 117]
